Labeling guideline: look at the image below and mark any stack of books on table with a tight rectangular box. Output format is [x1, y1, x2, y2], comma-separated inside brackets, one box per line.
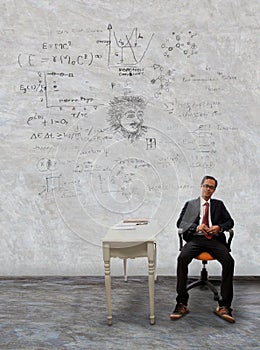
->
[123, 218, 149, 225]
[112, 218, 149, 230]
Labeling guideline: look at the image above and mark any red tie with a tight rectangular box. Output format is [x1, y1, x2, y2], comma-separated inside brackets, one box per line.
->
[203, 202, 212, 239]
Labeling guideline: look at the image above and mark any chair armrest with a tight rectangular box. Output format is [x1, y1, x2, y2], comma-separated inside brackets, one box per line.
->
[226, 229, 234, 251]
[178, 228, 184, 251]
[178, 228, 234, 251]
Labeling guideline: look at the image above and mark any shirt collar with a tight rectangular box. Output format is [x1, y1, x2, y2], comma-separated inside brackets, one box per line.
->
[201, 197, 211, 206]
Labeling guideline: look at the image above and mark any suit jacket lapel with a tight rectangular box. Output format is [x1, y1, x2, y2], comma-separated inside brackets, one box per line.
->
[210, 199, 216, 220]
[195, 197, 200, 212]
[195, 197, 200, 223]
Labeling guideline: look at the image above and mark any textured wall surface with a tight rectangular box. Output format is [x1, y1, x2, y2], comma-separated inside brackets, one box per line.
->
[0, 0, 259, 276]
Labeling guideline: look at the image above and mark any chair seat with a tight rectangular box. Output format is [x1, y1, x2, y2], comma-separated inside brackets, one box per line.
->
[196, 252, 215, 261]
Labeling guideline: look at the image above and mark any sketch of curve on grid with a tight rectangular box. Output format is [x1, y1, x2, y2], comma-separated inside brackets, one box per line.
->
[107, 24, 154, 66]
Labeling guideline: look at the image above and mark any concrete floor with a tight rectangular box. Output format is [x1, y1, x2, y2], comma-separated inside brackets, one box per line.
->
[0, 276, 259, 350]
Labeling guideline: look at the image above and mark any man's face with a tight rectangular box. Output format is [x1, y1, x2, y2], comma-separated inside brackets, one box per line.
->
[120, 108, 144, 133]
[201, 178, 216, 201]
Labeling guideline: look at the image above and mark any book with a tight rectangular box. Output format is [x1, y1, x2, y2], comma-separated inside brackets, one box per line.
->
[112, 223, 137, 230]
[123, 218, 149, 224]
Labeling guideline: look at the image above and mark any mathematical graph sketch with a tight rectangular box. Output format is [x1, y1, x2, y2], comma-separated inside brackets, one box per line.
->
[43, 72, 102, 109]
[38, 174, 63, 196]
[107, 24, 154, 66]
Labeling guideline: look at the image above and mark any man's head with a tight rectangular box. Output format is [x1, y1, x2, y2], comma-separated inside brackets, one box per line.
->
[200, 175, 217, 201]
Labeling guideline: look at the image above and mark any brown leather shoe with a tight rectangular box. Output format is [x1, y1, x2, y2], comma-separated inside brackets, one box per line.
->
[170, 303, 189, 320]
[215, 306, 235, 323]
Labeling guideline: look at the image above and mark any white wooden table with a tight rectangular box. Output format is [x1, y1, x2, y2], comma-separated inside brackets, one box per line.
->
[102, 221, 159, 325]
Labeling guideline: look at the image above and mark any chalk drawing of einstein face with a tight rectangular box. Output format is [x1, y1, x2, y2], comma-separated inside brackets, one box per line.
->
[107, 96, 147, 142]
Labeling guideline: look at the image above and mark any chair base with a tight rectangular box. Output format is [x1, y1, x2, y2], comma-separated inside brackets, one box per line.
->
[187, 264, 220, 301]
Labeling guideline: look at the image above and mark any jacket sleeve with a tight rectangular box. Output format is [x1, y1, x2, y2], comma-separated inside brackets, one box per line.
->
[210, 200, 234, 249]
[217, 201, 234, 232]
[177, 201, 200, 242]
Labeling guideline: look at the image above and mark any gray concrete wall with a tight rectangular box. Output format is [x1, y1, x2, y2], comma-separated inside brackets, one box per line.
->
[0, 0, 259, 276]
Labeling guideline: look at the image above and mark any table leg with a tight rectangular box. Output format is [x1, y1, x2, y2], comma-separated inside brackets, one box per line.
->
[104, 260, 112, 325]
[103, 244, 112, 325]
[123, 258, 128, 282]
[147, 243, 155, 325]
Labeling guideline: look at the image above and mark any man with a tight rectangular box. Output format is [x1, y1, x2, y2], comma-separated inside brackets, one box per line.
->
[170, 175, 235, 323]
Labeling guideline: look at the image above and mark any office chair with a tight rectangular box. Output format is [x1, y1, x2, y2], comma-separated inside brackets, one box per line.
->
[178, 228, 234, 301]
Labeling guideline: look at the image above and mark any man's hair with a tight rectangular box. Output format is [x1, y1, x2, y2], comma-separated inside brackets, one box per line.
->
[107, 96, 146, 124]
[107, 96, 147, 142]
[201, 175, 218, 188]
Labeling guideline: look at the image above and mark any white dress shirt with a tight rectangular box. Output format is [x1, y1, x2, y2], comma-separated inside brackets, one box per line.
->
[199, 197, 212, 227]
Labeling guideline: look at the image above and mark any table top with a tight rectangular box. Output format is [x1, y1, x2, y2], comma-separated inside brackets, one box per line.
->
[102, 220, 161, 244]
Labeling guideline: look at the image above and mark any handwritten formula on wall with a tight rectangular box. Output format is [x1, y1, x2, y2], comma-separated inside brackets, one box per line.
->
[13, 18, 242, 242]
[3, 0, 257, 254]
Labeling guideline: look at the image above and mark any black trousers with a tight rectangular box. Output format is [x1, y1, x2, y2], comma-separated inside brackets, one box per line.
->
[176, 236, 234, 307]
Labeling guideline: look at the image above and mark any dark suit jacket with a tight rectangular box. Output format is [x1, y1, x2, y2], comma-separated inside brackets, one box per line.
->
[177, 197, 234, 247]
